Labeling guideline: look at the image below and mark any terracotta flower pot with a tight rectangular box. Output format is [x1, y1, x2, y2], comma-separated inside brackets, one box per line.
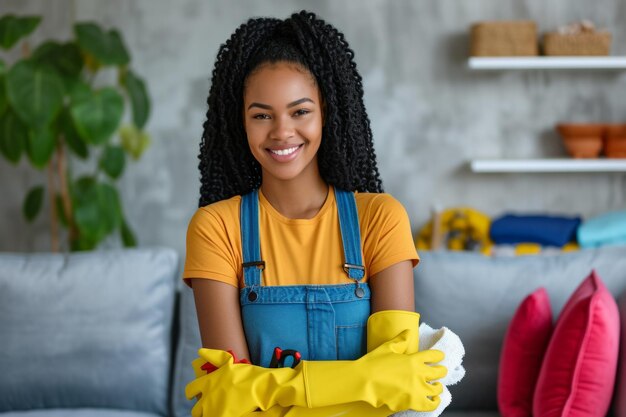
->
[556, 123, 605, 158]
[605, 124, 626, 158]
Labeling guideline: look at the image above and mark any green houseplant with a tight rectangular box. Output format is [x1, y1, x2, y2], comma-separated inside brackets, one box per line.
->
[0, 15, 151, 251]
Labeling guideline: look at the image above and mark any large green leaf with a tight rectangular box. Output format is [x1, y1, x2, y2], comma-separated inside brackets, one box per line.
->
[0, 74, 7, 115]
[0, 59, 5, 110]
[0, 15, 41, 50]
[72, 176, 104, 242]
[70, 87, 124, 145]
[0, 108, 28, 163]
[59, 109, 88, 159]
[121, 70, 149, 129]
[98, 182, 122, 233]
[6, 60, 64, 129]
[74, 23, 130, 66]
[27, 126, 56, 168]
[65, 78, 91, 103]
[72, 177, 121, 243]
[23, 185, 44, 222]
[71, 235, 98, 251]
[33, 41, 84, 78]
[120, 124, 150, 159]
[120, 217, 137, 247]
[100, 145, 125, 179]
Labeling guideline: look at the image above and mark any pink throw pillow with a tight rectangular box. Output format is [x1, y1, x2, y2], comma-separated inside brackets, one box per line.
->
[498, 287, 553, 417]
[614, 292, 626, 417]
[533, 270, 620, 417]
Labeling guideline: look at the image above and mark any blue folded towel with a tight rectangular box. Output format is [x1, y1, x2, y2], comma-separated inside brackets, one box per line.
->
[577, 210, 626, 248]
[490, 214, 582, 247]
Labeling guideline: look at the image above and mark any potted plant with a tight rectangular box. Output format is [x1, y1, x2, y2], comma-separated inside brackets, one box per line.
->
[0, 14, 151, 251]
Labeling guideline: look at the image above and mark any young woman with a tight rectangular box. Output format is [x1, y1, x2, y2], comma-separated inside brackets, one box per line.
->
[183, 11, 446, 417]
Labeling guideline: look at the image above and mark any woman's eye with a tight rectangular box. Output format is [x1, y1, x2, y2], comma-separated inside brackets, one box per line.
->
[253, 114, 270, 120]
[294, 109, 310, 117]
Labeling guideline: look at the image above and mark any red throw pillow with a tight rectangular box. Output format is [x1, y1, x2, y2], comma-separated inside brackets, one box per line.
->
[614, 292, 626, 417]
[534, 270, 620, 417]
[498, 287, 553, 417]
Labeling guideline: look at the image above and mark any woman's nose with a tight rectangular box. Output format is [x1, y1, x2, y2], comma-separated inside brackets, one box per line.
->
[270, 116, 295, 140]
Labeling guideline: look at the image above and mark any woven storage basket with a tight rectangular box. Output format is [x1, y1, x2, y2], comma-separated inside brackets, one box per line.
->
[470, 21, 538, 56]
[543, 32, 611, 55]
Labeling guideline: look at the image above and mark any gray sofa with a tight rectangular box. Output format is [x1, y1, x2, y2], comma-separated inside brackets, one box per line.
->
[1, 246, 625, 417]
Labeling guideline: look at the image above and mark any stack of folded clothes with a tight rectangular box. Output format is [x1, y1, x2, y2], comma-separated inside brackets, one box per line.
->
[489, 214, 581, 256]
[577, 210, 626, 248]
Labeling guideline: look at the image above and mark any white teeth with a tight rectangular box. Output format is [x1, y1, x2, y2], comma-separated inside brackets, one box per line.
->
[270, 145, 300, 156]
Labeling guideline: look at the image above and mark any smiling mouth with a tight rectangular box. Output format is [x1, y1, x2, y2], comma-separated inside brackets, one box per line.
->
[267, 144, 303, 156]
[266, 144, 304, 162]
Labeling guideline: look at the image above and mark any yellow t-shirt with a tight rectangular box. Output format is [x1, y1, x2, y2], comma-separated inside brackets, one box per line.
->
[183, 186, 419, 288]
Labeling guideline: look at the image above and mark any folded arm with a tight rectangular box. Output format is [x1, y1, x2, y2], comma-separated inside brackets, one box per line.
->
[191, 278, 250, 361]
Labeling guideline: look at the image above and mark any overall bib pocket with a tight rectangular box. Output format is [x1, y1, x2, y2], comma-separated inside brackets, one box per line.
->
[336, 323, 367, 360]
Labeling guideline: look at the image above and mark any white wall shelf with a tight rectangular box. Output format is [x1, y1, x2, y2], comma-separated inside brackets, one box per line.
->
[468, 56, 626, 70]
[470, 159, 626, 173]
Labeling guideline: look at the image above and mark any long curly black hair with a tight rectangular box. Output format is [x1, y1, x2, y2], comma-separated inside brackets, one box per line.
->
[198, 10, 383, 207]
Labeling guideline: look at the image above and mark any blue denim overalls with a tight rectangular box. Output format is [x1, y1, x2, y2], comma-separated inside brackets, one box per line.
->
[239, 187, 371, 367]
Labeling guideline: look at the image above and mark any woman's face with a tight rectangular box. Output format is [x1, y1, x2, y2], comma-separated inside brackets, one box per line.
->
[243, 62, 324, 184]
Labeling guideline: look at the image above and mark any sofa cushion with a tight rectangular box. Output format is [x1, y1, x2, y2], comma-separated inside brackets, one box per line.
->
[498, 288, 552, 417]
[0, 409, 161, 417]
[413, 246, 626, 410]
[434, 413, 500, 417]
[0, 248, 179, 415]
[171, 284, 201, 417]
[534, 270, 619, 417]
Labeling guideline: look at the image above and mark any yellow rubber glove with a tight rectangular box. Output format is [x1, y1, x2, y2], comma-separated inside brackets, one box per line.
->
[368, 309, 448, 415]
[244, 402, 391, 417]
[243, 310, 436, 417]
[367, 310, 421, 353]
[191, 356, 207, 378]
[303, 334, 445, 410]
[185, 329, 446, 417]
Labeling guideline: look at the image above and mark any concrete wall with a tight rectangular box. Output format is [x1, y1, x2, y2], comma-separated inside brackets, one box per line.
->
[1, 0, 625, 255]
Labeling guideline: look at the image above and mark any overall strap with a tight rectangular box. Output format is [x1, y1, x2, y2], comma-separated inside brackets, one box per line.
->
[241, 189, 264, 287]
[335, 188, 365, 282]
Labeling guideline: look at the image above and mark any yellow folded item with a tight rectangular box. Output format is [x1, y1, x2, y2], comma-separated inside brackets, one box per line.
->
[514, 242, 542, 255]
[416, 207, 492, 255]
[514, 242, 579, 254]
[563, 242, 579, 252]
[185, 329, 446, 417]
[502, 242, 581, 256]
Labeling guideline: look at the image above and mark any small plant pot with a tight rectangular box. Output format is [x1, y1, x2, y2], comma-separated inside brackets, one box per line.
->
[605, 124, 626, 158]
[556, 123, 605, 158]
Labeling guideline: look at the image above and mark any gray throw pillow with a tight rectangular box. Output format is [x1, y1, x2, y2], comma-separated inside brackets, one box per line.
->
[0, 248, 179, 415]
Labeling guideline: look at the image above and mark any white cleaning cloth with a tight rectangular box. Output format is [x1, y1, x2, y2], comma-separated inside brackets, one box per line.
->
[417, 322, 466, 386]
[391, 323, 466, 417]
